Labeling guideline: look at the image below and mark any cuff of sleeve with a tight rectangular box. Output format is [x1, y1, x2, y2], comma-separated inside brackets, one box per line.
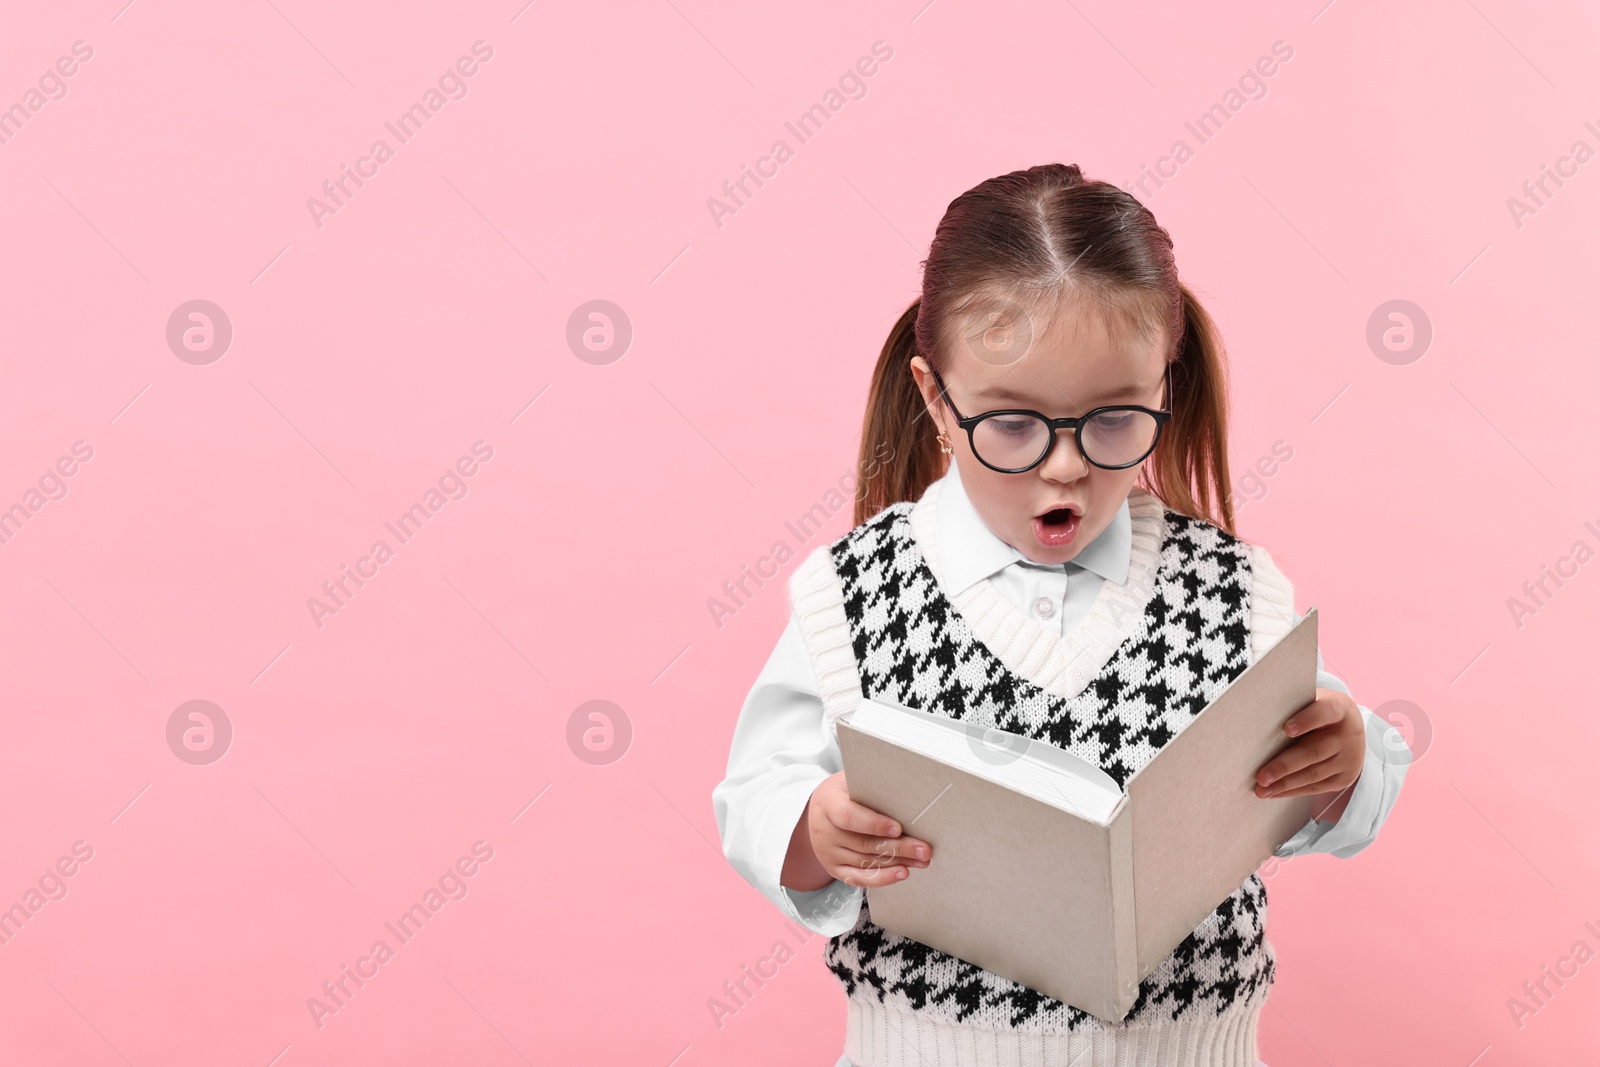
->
[1272, 815, 1324, 859]
[762, 776, 864, 936]
[781, 880, 864, 936]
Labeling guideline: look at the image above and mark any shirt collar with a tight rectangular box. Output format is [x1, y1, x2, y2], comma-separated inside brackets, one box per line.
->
[934, 460, 1132, 597]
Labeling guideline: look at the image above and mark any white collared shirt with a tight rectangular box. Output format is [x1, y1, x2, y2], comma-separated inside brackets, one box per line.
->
[936, 458, 1134, 638]
[712, 462, 1407, 938]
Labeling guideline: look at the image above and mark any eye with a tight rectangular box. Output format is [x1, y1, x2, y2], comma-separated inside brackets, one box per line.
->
[988, 417, 1036, 436]
[1091, 411, 1136, 430]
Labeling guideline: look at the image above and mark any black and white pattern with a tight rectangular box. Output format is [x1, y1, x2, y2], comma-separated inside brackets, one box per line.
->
[823, 500, 1274, 1030]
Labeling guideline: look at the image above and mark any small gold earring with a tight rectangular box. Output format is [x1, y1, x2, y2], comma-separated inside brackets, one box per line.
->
[937, 432, 953, 455]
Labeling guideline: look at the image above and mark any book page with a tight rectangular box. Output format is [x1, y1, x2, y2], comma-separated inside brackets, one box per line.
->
[849, 697, 1123, 824]
[1123, 608, 1320, 979]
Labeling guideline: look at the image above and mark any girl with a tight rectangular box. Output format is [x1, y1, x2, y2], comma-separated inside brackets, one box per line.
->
[712, 163, 1408, 1067]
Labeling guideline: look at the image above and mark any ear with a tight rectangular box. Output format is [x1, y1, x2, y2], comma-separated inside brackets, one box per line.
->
[906, 356, 948, 436]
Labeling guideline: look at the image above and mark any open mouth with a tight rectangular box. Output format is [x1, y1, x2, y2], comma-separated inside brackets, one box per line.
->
[1032, 505, 1082, 548]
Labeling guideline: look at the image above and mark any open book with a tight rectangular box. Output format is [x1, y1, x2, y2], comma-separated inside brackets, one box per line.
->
[834, 607, 1319, 1023]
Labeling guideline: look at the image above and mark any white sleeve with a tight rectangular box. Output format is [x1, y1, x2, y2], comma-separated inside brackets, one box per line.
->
[1248, 544, 1410, 861]
[711, 610, 864, 935]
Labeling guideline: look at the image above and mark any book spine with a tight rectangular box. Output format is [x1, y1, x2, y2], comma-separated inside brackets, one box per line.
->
[1108, 802, 1141, 1021]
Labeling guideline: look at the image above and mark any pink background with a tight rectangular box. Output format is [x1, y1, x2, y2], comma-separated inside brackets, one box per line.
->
[0, 0, 1594, 1063]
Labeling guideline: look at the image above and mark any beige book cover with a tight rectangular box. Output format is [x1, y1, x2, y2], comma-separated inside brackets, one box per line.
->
[834, 607, 1319, 1023]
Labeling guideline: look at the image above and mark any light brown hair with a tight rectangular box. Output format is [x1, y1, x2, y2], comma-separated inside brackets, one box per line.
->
[852, 163, 1236, 533]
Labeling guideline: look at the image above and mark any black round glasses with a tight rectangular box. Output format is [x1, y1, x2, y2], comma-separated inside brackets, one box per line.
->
[930, 363, 1174, 474]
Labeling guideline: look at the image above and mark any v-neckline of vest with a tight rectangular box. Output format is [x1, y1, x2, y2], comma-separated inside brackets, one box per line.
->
[907, 478, 1170, 702]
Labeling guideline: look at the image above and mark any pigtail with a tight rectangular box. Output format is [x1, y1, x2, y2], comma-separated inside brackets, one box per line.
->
[1136, 283, 1237, 535]
[852, 298, 946, 526]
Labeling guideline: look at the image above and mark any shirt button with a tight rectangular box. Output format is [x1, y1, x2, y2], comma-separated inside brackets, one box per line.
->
[1034, 596, 1056, 619]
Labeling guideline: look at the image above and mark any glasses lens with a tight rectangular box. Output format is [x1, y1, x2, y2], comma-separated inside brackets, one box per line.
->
[971, 414, 1052, 470]
[1081, 409, 1160, 468]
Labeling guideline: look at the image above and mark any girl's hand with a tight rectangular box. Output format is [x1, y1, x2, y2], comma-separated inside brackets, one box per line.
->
[1254, 688, 1365, 823]
[802, 771, 931, 889]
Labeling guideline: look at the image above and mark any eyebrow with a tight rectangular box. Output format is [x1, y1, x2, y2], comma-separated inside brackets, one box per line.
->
[974, 381, 1150, 407]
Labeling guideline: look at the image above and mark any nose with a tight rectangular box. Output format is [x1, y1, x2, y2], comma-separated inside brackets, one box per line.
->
[1038, 427, 1091, 481]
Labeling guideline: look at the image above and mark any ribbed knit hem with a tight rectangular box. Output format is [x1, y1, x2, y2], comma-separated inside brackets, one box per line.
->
[845, 986, 1268, 1067]
[1245, 542, 1297, 665]
[789, 542, 867, 735]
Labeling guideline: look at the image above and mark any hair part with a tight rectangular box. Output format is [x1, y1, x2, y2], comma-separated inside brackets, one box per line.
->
[852, 162, 1236, 533]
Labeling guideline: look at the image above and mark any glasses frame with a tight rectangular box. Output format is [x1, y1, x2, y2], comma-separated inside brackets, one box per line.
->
[929, 362, 1174, 474]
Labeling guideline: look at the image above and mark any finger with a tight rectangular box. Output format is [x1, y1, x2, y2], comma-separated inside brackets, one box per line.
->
[1257, 735, 1341, 786]
[1256, 753, 1344, 797]
[1266, 775, 1347, 800]
[833, 839, 928, 869]
[833, 861, 911, 888]
[830, 798, 903, 839]
[1267, 767, 1349, 798]
[833, 829, 931, 863]
[1283, 692, 1348, 738]
[830, 844, 924, 873]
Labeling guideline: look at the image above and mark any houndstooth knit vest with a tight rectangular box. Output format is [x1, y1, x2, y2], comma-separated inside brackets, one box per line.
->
[788, 476, 1292, 1067]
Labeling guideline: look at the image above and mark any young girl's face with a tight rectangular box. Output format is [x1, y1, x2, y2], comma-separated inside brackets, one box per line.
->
[909, 299, 1169, 567]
